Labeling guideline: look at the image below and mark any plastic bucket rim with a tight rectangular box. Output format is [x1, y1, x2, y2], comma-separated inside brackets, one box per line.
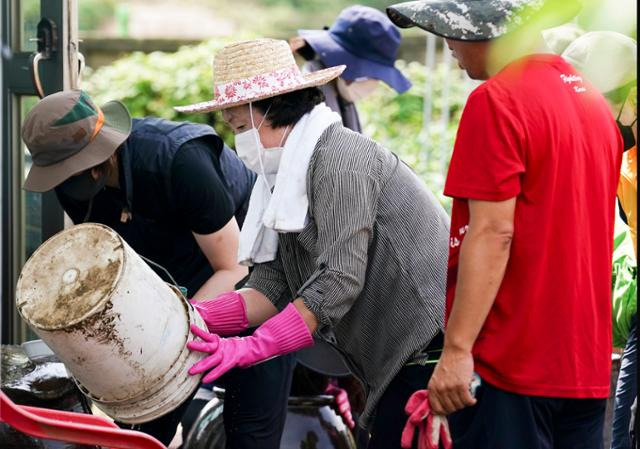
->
[92, 365, 202, 424]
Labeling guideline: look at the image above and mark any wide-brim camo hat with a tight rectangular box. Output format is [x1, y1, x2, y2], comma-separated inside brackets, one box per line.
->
[175, 38, 346, 113]
[386, 0, 582, 41]
[22, 90, 131, 192]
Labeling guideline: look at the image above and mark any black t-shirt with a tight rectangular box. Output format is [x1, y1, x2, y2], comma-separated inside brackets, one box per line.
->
[56, 137, 236, 296]
[171, 139, 234, 234]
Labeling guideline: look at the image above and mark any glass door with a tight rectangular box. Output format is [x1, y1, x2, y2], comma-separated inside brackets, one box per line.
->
[1, 0, 79, 344]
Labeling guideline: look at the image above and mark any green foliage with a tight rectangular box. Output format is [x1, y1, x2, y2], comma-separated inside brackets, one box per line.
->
[227, 0, 402, 34]
[358, 61, 473, 209]
[20, 0, 40, 51]
[78, 0, 117, 32]
[82, 37, 254, 145]
[78, 0, 116, 31]
[257, 0, 392, 13]
[577, 0, 637, 39]
[83, 39, 472, 211]
[22, 0, 116, 41]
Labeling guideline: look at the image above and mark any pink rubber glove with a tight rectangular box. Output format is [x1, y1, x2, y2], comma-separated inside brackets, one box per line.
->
[190, 292, 248, 336]
[400, 390, 452, 449]
[325, 382, 355, 429]
[187, 303, 313, 383]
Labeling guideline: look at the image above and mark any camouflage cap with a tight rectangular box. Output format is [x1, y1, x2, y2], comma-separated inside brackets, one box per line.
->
[386, 0, 582, 41]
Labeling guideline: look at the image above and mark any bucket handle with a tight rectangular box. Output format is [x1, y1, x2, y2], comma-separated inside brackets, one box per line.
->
[138, 254, 180, 292]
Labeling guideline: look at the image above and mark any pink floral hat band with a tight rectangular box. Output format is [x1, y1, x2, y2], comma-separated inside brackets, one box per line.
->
[174, 39, 345, 114]
[217, 66, 302, 106]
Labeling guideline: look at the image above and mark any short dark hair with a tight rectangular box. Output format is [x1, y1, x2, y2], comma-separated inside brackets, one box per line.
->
[253, 87, 325, 128]
[92, 145, 121, 178]
[296, 42, 317, 62]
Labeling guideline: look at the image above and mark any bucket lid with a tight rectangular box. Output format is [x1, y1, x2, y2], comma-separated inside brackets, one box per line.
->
[16, 223, 124, 330]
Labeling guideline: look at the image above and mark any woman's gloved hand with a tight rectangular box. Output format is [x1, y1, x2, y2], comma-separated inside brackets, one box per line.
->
[187, 303, 313, 383]
[190, 291, 248, 336]
[325, 382, 355, 429]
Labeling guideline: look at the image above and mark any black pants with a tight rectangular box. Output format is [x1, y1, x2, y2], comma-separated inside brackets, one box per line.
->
[449, 379, 607, 449]
[179, 353, 297, 449]
[368, 363, 437, 449]
[221, 352, 296, 449]
[368, 332, 443, 449]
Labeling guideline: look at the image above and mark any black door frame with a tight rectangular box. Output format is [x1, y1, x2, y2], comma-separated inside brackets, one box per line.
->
[1, 0, 67, 344]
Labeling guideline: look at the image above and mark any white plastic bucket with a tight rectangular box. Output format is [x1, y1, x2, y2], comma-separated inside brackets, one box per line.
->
[16, 223, 206, 424]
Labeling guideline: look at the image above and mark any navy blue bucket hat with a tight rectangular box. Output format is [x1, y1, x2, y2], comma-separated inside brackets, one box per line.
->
[299, 5, 412, 93]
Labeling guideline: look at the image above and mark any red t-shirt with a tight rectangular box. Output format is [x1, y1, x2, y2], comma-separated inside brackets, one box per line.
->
[444, 54, 623, 398]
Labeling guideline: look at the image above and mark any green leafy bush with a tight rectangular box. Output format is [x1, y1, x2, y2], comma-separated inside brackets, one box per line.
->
[83, 39, 472, 210]
[83, 38, 240, 145]
[22, 0, 116, 42]
[358, 61, 474, 208]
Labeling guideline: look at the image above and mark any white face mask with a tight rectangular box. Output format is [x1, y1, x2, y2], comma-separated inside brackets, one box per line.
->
[336, 78, 380, 103]
[234, 104, 289, 185]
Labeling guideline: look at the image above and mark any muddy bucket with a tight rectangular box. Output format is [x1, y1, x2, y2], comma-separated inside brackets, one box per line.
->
[15, 223, 205, 424]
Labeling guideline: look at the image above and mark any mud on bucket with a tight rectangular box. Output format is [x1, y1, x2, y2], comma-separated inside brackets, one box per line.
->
[15, 223, 206, 424]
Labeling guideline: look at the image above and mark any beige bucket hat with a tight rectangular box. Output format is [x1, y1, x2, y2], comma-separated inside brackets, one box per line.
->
[174, 38, 346, 113]
[542, 23, 585, 54]
[22, 90, 132, 192]
[561, 31, 637, 94]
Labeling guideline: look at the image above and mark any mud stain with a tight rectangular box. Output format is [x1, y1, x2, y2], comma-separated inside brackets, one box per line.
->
[27, 258, 121, 329]
[63, 299, 133, 363]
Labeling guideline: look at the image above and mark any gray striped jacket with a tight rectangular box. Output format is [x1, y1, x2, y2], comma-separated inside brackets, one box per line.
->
[245, 122, 449, 427]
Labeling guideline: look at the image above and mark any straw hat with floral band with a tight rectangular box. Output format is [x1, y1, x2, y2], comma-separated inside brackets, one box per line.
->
[175, 38, 345, 114]
[23, 90, 132, 192]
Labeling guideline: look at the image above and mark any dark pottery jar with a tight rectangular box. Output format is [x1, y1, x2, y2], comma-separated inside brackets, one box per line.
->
[183, 387, 357, 449]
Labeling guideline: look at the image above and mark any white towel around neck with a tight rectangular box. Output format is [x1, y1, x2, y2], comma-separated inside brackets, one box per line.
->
[237, 102, 341, 266]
